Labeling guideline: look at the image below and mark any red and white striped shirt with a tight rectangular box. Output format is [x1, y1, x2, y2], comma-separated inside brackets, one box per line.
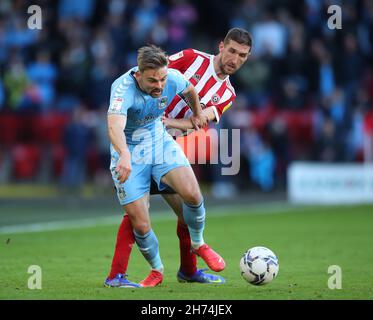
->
[165, 48, 236, 123]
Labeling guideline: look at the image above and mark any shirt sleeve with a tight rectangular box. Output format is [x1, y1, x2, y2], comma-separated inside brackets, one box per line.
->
[168, 49, 197, 73]
[209, 96, 235, 123]
[107, 79, 133, 115]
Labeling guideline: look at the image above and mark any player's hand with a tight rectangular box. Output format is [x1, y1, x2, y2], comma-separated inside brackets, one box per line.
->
[161, 115, 171, 128]
[190, 115, 200, 130]
[191, 113, 208, 129]
[115, 152, 132, 183]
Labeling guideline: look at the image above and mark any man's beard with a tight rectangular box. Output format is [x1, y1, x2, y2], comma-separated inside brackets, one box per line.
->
[150, 88, 162, 97]
[219, 61, 234, 76]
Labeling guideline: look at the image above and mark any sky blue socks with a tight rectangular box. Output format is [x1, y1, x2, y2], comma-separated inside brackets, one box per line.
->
[182, 200, 206, 248]
[134, 229, 164, 272]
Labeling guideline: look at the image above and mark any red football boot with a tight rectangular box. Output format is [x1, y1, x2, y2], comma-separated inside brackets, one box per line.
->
[139, 270, 163, 288]
[192, 244, 226, 272]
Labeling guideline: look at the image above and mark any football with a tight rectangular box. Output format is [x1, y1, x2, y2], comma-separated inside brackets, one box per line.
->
[240, 246, 279, 285]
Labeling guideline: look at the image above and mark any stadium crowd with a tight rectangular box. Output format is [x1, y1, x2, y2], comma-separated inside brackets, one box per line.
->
[0, 0, 372, 195]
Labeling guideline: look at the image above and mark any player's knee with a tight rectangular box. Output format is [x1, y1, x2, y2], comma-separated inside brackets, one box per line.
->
[183, 187, 202, 206]
[132, 221, 151, 236]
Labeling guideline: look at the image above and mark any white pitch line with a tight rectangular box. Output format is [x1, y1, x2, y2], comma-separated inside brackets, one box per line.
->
[0, 201, 309, 235]
[0, 215, 121, 235]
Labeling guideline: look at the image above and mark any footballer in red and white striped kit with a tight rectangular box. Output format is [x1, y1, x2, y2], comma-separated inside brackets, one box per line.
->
[105, 28, 252, 288]
[166, 48, 236, 123]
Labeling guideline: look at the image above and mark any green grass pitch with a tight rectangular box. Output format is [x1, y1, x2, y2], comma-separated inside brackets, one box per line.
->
[1, 204, 373, 300]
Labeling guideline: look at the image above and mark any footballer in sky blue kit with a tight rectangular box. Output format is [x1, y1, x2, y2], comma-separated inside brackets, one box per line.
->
[106, 45, 225, 288]
[108, 66, 191, 205]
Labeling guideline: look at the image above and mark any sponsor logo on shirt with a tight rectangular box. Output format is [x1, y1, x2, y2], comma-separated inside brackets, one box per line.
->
[110, 97, 123, 112]
[135, 115, 158, 126]
[169, 51, 184, 61]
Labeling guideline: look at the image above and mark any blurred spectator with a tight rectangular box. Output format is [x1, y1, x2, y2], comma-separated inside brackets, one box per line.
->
[27, 51, 58, 111]
[358, 0, 373, 58]
[58, 0, 96, 21]
[3, 53, 38, 111]
[230, 0, 262, 30]
[235, 55, 271, 109]
[336, 33, 364, 124]
[278, 77, 307, 110]
[88, 27, 116, 108]
[267, 116, 290, 186]
[313, 117, 344, 162]
[4, 14, 39, 50]
[60, 107, 92, 190]
[0, 80, 5, 110]
[150, 18, 169, 47]
[167, 0, 197, 52]
[243, 125, 276, 192]
[58, 38, 90, 101]
[251, 11, 288, 58]
[91, 106, 112, 188]
[304, 0, 323, 32]
[0, 17, 8, 64]
[105, 4, 129, 65]
[130, 0, 163, 47]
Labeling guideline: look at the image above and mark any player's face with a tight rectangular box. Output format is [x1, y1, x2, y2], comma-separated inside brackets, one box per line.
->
[136, 67, 168, 98]
[218, 40, 251, 75]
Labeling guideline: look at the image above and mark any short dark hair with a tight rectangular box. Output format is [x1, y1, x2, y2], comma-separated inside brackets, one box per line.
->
[137, 45, 168, 72]
[224, 28, 252, 48]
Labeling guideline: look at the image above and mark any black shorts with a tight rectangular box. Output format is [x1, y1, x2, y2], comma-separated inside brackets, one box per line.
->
[150, 178, 176, 195]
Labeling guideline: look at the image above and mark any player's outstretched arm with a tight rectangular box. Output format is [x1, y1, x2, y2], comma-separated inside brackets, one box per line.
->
[162, 108, 216, 132]
[107, 114, 132, 183]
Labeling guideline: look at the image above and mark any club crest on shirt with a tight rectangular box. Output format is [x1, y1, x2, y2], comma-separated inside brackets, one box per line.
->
[158, 96, 168, 109]
[211, 94, 220, 105]
[191, 74, 201, 83]
[117, 186, 126, 200]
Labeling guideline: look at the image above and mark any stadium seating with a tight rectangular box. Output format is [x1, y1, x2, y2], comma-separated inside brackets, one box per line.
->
[0, 114, 23, 146]
[11, 144, 42, 180]
[29, 112, 71, 145]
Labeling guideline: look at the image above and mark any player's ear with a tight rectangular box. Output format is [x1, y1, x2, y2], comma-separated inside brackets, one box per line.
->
[219, 41, 224, 52]
[134, 70, 141, 80]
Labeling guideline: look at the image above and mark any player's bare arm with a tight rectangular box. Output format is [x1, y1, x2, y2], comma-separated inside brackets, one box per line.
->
[107, 114, 131, 183]
[162, 108, 215, 131]
[181, 84, 207, 129]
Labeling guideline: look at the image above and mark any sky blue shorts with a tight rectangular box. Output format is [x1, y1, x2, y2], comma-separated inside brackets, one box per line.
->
[110, 135, 190, 206]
